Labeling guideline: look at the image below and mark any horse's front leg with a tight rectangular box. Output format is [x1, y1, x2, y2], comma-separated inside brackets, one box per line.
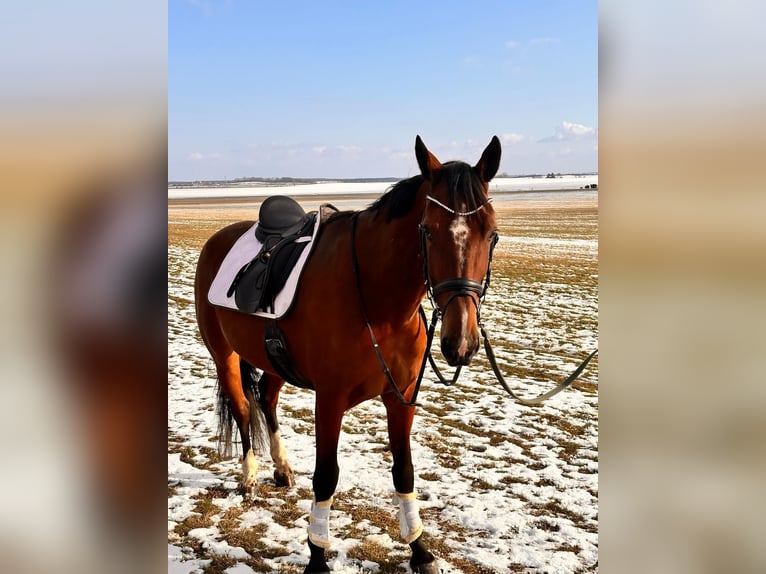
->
[304, 395, 344, 574]
[382, 393, 437, 574]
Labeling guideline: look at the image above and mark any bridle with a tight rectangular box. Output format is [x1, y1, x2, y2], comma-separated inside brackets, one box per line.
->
[414, 195, 499, 392]
[418, 194, 498, 321]
[350, 192, 495, 407]
[350, 192, 597, 408]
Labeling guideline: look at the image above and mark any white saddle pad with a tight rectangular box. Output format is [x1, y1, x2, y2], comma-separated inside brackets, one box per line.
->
[208, 214, 321, 318]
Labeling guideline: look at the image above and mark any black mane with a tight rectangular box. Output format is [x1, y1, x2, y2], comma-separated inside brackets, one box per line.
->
[368, 161, 487, 222]
[368, 175, 423, 221]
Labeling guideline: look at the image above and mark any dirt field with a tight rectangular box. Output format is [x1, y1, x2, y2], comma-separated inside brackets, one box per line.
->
[168, 190, 598, 573]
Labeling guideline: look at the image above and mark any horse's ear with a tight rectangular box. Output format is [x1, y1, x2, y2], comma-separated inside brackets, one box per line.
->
[415, 135, 442, 181]
[475, 135, 502, 182]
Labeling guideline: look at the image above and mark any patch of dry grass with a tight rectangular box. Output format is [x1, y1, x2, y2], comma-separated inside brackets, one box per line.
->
[346, 539, 408, 573]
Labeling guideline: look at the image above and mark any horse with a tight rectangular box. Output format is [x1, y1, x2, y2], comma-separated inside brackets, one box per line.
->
[194, 135, 501, 573]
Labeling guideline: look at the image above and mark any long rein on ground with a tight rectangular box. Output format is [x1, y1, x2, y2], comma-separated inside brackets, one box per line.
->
[350, 196, 598, 408]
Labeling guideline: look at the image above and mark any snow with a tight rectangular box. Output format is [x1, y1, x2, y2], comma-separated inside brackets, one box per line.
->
[168, 193, 598, 573]
[167, 175, 598, 201]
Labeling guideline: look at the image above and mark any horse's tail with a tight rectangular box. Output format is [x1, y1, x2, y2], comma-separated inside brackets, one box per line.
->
[215, 359, 268, 458]
[215, 380, 235, 458]
[240, 359, 268, 455]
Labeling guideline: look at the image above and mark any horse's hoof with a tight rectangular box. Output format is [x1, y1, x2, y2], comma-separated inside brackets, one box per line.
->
[303, 562, 330, 573]
[238, 481, 257, 500]
[410, 561, 439, 574]
[305, 539, 330, 573]
[274, 468, 294, 488]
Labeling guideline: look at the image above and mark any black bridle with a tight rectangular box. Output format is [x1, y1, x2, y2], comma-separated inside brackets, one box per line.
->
[418, 194, 498, 310]
[415, 196, 499, 392]
[351, 195, 597, 408]
[350, 195, 496, 407]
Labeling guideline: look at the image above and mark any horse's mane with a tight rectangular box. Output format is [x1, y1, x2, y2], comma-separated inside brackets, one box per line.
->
[368, 161, 487, 222]
[367, 175, 423, 222]
[323, 162, 489, 225]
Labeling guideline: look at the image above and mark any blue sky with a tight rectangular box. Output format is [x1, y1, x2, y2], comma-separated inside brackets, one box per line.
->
[169, 0, 597, 180]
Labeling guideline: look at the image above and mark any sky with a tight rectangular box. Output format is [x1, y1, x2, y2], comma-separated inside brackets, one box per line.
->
[169, 0, 597, 181]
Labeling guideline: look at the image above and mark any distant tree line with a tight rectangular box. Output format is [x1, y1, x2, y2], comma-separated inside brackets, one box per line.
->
[169, 173, 598, 187]
[168, 176, 401, 188]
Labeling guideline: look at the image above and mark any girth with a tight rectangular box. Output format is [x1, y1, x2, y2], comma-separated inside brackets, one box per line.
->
[264, 319, 314, 390]
[255, 199, 339, 391]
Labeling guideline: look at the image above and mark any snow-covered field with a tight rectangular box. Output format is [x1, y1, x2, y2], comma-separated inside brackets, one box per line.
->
[167, 175, 598, 201]
[168, 191, 599, 573]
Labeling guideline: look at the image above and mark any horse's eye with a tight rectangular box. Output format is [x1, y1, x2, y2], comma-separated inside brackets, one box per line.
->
[419, 225, 433, 241]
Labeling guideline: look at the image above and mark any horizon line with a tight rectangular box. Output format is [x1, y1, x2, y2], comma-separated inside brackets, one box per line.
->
[168, 171, 599, 185]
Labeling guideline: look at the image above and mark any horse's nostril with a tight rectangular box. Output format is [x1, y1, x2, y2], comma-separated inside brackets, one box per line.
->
[440, 337, 459, 365]
[440, 336, 477, 367]
[458, 349, 474, 366]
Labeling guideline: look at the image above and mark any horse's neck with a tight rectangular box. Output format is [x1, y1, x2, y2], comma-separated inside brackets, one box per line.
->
[355, 208, 425, 326]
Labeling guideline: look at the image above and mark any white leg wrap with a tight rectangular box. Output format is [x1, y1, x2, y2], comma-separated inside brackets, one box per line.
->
[308, 497, 333, 549]
[393, 491, 424, 544]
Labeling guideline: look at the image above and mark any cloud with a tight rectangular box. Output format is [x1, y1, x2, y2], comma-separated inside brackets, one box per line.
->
[312, 144, 362, 156]
[538, 121, 597, 143]
[506, 37, 560, 50]
[501, 133, 526, 145]
[563, 121, 596, 137]
[187, 151, 221, 160]
[387, 150, 412, 161]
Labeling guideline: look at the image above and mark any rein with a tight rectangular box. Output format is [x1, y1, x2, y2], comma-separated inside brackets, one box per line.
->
[350, 213, 433, 407]
[351, 196, 598, 408]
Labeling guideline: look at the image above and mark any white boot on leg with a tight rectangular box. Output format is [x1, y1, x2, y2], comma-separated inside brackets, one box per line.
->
[308, 497, 333, 549]
[393, 491, 424, 544]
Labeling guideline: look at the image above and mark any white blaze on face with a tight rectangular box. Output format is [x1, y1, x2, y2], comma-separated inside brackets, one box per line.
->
[449, 215, 470, 270]
[449, 214, 471, 356]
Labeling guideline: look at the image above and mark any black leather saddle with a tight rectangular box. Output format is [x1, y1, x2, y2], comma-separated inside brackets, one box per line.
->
[227, 196, 317, 314]
[255, 195, 313, 240]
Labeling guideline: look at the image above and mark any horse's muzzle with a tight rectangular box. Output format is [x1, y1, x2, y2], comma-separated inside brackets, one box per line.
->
[440, 334, 479, 366]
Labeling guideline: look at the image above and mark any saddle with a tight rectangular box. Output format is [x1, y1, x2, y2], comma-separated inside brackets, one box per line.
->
[255, 195, 313, 240]
[227, 196, 317, 314]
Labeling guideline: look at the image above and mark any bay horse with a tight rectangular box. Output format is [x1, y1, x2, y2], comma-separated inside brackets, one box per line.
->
[194, 136, 501, 573]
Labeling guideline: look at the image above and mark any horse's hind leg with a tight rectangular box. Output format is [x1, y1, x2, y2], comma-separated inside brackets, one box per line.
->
[195, 225, 265, 491]
[255, 373, 294, 487]
[382, 393, 437, 574]
[215, 353, 260, 490]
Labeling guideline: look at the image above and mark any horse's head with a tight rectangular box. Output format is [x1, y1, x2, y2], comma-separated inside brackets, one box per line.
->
[415, 135, 501, 366]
